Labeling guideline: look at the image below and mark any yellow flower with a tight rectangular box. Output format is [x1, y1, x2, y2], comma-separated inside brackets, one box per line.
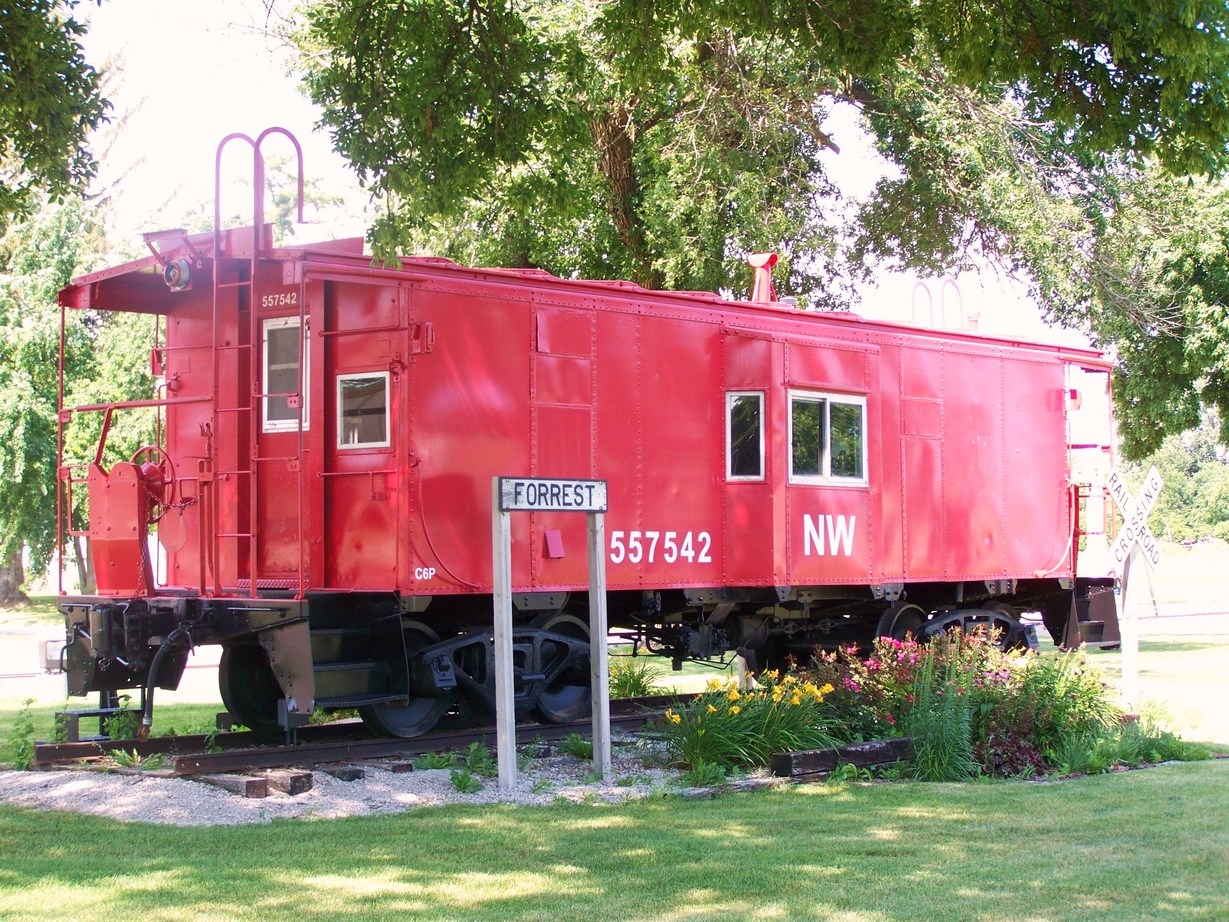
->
[727, 688, 740, 702]
[772, 687, 785, 703]
[706, 678, 725, 692]
[820, 683, 835, 695]
[731, 705, 741, 715]
[784, 675, 798, 686]
[790, 694, 803, 706]
[761, 669, 780, 681]
[706, 704, 717, 714]
[666, 710, 681, 725]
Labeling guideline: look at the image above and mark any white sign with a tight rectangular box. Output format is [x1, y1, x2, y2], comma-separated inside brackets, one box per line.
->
[492, 477, 611, 791]
[499, 477, 607, 512]
[1106, 466, 1164, 567]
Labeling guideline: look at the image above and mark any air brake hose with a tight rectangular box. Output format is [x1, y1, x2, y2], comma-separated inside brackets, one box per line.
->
[139, 626, 188, 739]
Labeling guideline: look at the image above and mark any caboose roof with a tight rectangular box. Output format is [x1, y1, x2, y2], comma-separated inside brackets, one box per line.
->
[59, 224, 1110, 368]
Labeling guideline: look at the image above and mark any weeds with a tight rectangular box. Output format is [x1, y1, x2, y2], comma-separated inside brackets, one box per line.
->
[678, 759, 727, 787]
[4, 698, 37, 770]
[828, 763, 875, 783]
[609, 657, 661, 698]
[901, 641, 978, 781]
[108, 750, 166, 771]
[558, 732, 594, 760]
[463, 742, 498, 778]
[102, 697, 141, 741]
[413, 750, 461, 771]
[449, 766, 484, 793]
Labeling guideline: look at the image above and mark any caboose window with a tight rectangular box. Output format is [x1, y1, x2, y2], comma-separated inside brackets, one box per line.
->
[727, 392, 764, 480]
[337, 372, 391, 449]
[789, 391, 866, 485]
[262, 317, 309, 433]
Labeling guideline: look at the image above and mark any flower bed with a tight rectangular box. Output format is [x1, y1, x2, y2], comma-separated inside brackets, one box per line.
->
[656, 631, 1210, 782]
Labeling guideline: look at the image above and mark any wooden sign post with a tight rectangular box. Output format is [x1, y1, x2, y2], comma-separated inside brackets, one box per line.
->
[492, 477, 610, 791]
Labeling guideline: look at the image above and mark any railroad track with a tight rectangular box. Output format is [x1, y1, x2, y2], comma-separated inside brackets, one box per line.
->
[32, 695, 680, 775]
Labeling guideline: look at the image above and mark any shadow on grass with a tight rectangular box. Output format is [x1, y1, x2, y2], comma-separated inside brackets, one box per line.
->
[0, 596, 61, 626]
[1, 762, 1227, 921]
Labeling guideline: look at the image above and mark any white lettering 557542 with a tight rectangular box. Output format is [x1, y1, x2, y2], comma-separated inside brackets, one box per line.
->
[802, 514, 856, 556]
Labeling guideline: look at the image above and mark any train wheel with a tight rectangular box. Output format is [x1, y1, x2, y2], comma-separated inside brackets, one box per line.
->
[531, 612, 591, 723]
[359, 622, 455, 738]
[218, 644, 283, 735]
[875, 601, 928, 642]
[921, 608, 1029, 651]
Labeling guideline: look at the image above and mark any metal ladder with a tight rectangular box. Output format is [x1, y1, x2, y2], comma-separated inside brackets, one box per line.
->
[204, 128, 307, 600]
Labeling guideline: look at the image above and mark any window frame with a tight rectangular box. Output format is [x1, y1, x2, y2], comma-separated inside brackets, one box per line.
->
[787, 389, 868, 486]
[336, 370, 392, 450]
[261, 316, 309, 433]
[725, 391, 766, 481]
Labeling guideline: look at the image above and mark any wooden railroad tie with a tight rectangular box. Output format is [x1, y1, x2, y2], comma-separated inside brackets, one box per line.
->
[770, 738, 914, 780]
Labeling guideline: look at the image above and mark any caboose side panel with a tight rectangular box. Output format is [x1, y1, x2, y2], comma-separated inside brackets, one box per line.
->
[898, 343, 946, 581]
[940, 348, 1010, 578]
[782, 338, 879, 586]
[594, 311, 725, 591]
[405, 281, 535, 593]
[1001, 354, 1071, 575]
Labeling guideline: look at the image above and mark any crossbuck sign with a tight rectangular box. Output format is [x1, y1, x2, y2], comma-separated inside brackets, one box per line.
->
[1106, 466, 1164, 568]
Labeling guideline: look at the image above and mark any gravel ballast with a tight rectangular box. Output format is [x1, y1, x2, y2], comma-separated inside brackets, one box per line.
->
[0, 740, 713, 826]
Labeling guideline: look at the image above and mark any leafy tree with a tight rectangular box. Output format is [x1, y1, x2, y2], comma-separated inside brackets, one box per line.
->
[0, 195, 153, 602]
[1121, 412, 1229, 543]
[0, 1, 109, 225]
[293, 1, 1229, 452]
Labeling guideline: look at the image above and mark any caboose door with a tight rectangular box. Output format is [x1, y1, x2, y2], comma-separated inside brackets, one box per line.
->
[318, 282, 405, 589]
[722, 332, 785, 583]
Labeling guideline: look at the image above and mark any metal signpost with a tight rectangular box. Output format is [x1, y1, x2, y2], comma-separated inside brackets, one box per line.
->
[493, 477, 610, 791]
[1105, 466, 1164, 709]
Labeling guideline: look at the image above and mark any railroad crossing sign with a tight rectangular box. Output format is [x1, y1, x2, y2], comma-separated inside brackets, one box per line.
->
[1105, 465, 1163, 710]
[1106, 466, 1164, 568]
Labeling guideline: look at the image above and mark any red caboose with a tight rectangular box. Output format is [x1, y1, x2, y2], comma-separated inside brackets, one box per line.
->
[56, 145, 1117, 737]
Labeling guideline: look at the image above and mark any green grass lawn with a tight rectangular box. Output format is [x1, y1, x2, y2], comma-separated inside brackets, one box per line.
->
[0, 761, 1226, 921]
[2, 598, 1228, 919]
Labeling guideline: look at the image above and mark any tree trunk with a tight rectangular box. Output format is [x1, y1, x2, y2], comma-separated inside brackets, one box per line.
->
[589, 104, 663, 291]
[0, 551, 28, 606]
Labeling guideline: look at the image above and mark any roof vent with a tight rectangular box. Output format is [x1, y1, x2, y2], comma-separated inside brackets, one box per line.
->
[746, 253, 778, 303]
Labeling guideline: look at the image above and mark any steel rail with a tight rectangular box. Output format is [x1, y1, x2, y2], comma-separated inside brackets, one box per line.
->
[172, 712, 658, 775]
[32, 694, 684, 771]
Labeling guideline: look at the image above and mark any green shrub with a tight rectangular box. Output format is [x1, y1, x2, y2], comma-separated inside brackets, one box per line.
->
[1017, 650, 1122, 758]
[901, 643, 978, 781]
[609, 657, 662, 698]
[658, 672, 837, 771]
[811, 637, 920, 740]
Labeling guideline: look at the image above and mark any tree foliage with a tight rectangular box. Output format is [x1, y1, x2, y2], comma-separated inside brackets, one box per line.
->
[0, 1, 109, 224]
[294, 0, 1229, 451]
[0, 195, 154, 596]
[1120, 412, 1229, 542]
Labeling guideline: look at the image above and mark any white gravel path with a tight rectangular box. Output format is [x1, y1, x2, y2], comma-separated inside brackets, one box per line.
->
[0, 741, 711, 826]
